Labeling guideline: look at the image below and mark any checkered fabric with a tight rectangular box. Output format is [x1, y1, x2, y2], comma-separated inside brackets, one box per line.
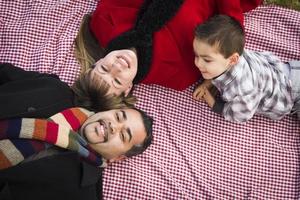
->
[0, 1, 299, 199]
[0, 0, 96, 85]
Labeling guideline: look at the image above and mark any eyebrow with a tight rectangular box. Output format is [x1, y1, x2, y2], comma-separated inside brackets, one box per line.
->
[193, 50, 211, 58]
[198, 54, 213, 59]
[121, 110, 132, 142]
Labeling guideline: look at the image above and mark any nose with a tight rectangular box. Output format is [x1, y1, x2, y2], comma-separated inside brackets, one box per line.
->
[110, 64, 121, 76]
[195, 58, 204, 70]
[109, 122, 122, 134]
[112, 59, 127, 73]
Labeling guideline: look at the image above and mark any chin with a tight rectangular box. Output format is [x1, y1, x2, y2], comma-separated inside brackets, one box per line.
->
[82, 132, 91, 143]
[202, 74, 211, 80]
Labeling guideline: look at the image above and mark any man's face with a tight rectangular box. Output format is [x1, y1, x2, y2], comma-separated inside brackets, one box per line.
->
[80, 108, 146, 161]
[193, 38, 232, 79]
[91, 49, 138, 96]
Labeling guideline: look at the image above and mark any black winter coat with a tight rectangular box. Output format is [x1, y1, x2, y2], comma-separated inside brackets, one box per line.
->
[0, 152, 102, 200]
[0, 63, 74, 119]
[0, 63, 103, 200]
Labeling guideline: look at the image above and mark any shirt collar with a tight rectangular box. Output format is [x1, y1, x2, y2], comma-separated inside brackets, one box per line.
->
[212, 55, 245, 90]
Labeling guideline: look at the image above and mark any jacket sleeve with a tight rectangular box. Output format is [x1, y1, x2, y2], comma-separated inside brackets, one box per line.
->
[222, 91, 260, 123]
[212, 96, 225, 114]
[0, 63, 59, 84]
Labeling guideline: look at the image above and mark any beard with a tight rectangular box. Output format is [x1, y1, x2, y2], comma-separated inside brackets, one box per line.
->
[81, 120, 108, 144]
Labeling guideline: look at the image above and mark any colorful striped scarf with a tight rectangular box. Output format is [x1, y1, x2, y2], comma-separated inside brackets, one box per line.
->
[0, 107, 105, 170]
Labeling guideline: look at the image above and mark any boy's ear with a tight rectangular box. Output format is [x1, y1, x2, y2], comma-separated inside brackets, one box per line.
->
[229, 53, 240, 66]
[108, 155, 127, 163]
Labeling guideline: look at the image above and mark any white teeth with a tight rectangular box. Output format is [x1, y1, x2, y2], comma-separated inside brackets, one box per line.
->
[118, 57, 129, 68]
[96, 123, 105, 138]
[100, 125, 104, 136]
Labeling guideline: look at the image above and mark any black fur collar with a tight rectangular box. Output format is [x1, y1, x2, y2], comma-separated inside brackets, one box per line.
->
[106, 0, 184, 83]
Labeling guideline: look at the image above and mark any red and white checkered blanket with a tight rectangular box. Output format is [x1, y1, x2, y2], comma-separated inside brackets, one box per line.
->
[0, 1, 299, 199]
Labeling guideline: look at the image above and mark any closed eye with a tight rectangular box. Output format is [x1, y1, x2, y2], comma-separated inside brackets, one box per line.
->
[114, 78, 122, 85]
[101, 65, 108, 72]
[120, 129, 131, 143]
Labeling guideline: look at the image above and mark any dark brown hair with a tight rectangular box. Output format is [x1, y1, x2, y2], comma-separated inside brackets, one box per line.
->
[194, 15, 245, 57]
[124, 107, 154, 158]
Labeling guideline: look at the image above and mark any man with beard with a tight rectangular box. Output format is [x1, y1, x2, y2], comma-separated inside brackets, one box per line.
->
[0, 63, 153, 200]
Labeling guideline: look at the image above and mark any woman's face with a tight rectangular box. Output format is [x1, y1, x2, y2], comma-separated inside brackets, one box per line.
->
[91, 49, 138, 96]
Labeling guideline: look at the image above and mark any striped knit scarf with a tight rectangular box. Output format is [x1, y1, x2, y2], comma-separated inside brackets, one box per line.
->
[0, 107, 105, 170]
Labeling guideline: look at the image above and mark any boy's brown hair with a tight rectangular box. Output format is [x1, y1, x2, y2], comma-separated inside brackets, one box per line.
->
[194, 15, 245, 57]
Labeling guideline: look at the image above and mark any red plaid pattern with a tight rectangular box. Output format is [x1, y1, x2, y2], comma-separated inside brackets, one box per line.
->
[0, 1, 299, 199]
[0, 0, 96, 85]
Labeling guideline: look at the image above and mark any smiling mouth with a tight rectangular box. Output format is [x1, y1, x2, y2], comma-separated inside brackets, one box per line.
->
[96, 120, 108, 143]
[117, 55, 131, 68]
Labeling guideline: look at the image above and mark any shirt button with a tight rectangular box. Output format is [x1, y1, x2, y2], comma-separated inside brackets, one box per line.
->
[27, 107, 36, 112]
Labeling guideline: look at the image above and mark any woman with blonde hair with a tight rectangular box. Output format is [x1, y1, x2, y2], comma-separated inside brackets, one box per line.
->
[75, 0, 261, 96]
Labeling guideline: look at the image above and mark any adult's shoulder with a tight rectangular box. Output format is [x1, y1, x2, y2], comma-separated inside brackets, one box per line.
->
[0, 74, 74, 119]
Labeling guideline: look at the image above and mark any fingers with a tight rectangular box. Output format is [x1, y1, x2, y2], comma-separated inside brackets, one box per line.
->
[203, 88, 215, 108]
[193, 82, 216, 109]
[193, 82, 209, 100]
[193, 86, 205, 100]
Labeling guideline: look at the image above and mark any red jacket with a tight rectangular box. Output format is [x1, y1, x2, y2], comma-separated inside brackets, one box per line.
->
[90, 0, 261, 90]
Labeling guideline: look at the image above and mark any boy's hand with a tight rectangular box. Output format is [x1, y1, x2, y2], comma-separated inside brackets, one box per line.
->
[202, 87, 215, 108]
[193, 79, 212, 100]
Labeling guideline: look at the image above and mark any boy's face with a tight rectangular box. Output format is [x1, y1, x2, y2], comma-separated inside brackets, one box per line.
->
[193, 38, 233, 79]
[80, 108, 147, 161]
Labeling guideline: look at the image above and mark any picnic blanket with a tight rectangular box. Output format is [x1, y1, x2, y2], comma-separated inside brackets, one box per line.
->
[0, 1, 299, 199]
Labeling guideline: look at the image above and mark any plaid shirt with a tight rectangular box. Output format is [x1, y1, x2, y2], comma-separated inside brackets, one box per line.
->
[212, 50, 293, 122]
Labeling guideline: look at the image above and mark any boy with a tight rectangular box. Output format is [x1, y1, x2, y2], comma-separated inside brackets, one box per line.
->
[192, 15, 300, 123]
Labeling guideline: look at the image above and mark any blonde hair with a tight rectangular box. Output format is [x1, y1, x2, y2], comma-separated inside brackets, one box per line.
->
[72, 70, 137, 111]
[74, 14, 104, 73]
[74, 15, 137, 109]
